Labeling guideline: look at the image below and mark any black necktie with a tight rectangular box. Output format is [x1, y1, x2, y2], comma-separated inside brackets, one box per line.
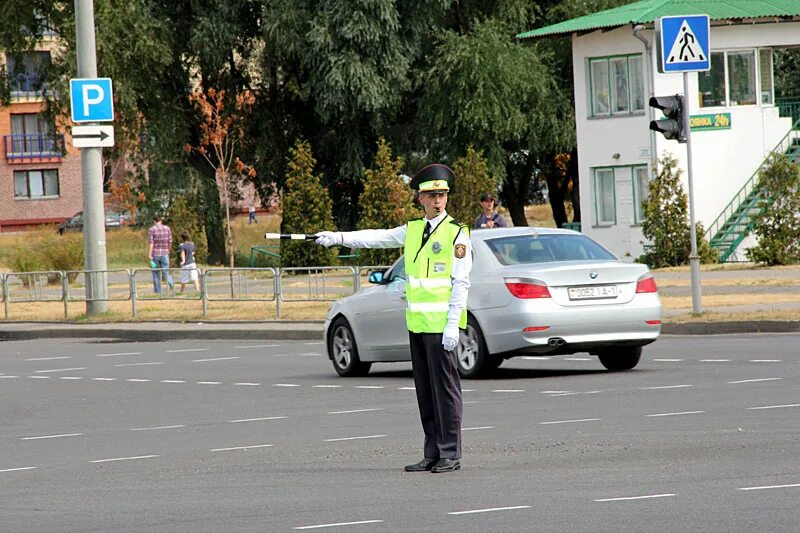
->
[423, 222, 431, 240]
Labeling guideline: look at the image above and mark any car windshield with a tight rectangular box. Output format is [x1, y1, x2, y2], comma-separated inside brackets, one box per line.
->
[484, 234, 617, 265]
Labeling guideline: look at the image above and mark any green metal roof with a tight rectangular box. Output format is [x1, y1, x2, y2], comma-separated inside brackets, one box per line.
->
[517, 0, 800, 39]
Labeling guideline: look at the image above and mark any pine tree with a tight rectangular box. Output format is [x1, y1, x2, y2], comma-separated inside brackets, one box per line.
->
[357, 138, 417, 266]
[280, 141, 338, 267]
[449, 146, 496, 226]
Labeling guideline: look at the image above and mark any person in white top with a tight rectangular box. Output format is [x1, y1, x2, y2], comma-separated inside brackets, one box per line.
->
[316, 163, 471, 473]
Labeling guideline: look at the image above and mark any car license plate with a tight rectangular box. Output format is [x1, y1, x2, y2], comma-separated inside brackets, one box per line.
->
[568, 285, 618, 300]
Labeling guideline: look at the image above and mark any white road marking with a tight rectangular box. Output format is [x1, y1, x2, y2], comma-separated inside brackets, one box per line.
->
[324, 435, 386, 442]
[564, 357, 591, 361]
[126, 378, 150, 382]
[130, 425, 186, 431]
[0, 376, 19, 379]
[595, 493, 675, 502]
[640, 384, 693, 390]
[274, 383, 300, 387]
[313, 385, 342, 388]
[646, 411, 705, 417]
[235, 344, 279, 349]
[354, 385, 384, 389]
[701, 359, 730, 362]
[449, 505, 531, 515]
[303, 342, 324, 345]
[398, 386, 415, 390]
[462, 389, 475, 392]
[749, 359, 782, 363]
[92, 377, 117, 381]
[738, 483, 800, 491]
[35, 367, 87, 373]
[59, 377, 83, 380]
[540, 418, 601, 425]
[234, 382, 260, 386]
[0, 467, 37, 473]
[300, 352, 321, 356]
[90, 455, 160, 463]
[211, 444, 273, 452]
[541, 390, 570, 394]
[522, 356, 551, 360]
[27, 375, 50, 379]
[293, 520, 383, 530]
[549, 391, 602, 396]
[491, 389, 525, 393]
[197, 381, 221, 385]
[161, 380, 185, 383]
[747, 404, 800, 410]
[97, 352, 142, 357]
[328, 408, 383, 415]
[463, 400, 480, 404]
[653, 358, 683, 362]
[192, 356, 239, 362]
[229, 416, 287, 423]
[25, 356, 71, 361]
[166, 348, 209, 353]
[462, 426, 495, 431]
[114, 362, 164, 367]
[728, 378, 781, 384]
[21, 433, 83, 440]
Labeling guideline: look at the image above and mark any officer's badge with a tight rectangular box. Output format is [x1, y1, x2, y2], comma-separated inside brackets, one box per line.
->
[454, 244, 466, 258]
[431, 241, 442, 254]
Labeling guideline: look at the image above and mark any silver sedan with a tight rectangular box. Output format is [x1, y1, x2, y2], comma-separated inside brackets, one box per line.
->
[324, 227, 662, 378]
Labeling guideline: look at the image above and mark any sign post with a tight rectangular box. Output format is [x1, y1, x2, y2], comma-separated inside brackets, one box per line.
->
[72, 0, 112, 315]
[657, 14, 710, 315]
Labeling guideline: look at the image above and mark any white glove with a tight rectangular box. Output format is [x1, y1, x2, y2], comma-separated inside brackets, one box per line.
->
[315, 231, 342, 247]
[442, 324, 460, 352]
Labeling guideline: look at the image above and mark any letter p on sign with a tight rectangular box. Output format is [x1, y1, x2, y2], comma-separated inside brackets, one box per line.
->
[70, 78, 114, 123]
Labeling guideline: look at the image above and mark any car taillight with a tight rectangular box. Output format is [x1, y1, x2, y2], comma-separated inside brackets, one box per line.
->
[636, 275, 658, 293]
[505, 278, 551, 299]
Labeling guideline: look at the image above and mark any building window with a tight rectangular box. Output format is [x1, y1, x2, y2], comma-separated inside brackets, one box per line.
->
[593, 168, 616, 225]
[5, 51, 51, 95]
[13, 169, 59, 199]
[589, 54, 644, 117]
[632, 166, 650, 224]
[699, 48, 772, 108]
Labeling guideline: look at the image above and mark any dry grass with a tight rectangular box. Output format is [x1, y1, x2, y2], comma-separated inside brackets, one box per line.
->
[660, 293, 800, 309]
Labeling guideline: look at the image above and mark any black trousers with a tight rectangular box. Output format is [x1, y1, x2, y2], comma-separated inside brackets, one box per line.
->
[408, 331, 463, 459]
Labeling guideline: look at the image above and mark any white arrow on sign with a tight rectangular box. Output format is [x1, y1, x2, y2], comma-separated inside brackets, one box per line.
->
[71, 125, 115, 148]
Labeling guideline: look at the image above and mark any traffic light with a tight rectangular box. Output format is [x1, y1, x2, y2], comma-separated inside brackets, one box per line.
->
[649, 95, 686, 143]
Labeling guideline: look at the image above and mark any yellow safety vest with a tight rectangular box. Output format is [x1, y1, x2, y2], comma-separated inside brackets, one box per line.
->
[403, 217, 468, 333]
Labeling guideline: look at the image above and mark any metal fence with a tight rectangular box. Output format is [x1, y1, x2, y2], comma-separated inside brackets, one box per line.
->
[0, 265, 391, 320]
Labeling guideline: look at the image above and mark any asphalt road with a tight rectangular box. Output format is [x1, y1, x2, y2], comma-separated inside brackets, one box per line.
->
[1, 335, 798, 532]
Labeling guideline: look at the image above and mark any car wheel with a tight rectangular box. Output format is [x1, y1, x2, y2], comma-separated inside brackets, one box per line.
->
[328, 317, 371, 377]
[457, 315, 493, 379]
[597, 346, 642, 371]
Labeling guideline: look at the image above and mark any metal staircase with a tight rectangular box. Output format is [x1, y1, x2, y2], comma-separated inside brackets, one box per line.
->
[706, 105, 800, 262]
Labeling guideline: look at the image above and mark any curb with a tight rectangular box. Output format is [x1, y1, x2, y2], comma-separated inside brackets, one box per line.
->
[1, 321, 798, 342]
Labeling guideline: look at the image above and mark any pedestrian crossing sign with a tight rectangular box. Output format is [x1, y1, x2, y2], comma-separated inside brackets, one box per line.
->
[657, 15, 710, 73]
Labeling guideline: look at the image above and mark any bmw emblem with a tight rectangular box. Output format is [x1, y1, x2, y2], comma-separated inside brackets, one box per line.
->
[589, 270, 598, 279]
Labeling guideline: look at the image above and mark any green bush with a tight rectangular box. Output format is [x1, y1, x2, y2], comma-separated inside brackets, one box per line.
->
[9, 244, 46, 273]
[639, 154, 717, 268]
[357, 138, 416, 266]
[40, 234, 84, 272]
[280, 140, 338, 267]
[167, 196, 208, 264]
[746, 153, 800, 265]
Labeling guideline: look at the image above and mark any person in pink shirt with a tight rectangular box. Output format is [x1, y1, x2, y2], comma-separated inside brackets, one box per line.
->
[147, 215, 174, 293]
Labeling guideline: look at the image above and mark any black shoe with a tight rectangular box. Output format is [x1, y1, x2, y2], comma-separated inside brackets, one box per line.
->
[431, 458, 461, 473]
[404, 458, 438, 472]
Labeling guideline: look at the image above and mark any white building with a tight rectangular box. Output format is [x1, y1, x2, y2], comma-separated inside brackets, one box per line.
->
[520, 0, 800, 262]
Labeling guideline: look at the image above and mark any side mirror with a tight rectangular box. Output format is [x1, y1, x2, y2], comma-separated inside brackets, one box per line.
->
[368, 270, 385, 284]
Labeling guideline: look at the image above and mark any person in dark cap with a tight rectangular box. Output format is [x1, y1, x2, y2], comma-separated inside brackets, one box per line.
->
[474, 192, 507, 229]
[315, 163, 471, 473]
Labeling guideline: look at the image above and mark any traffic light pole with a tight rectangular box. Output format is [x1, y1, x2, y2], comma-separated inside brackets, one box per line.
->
[75, 0, 109, 314]
[683, 72, 702, 314]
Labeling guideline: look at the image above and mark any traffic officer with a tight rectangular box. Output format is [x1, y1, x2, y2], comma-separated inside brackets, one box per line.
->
[315, 163, 471, 473]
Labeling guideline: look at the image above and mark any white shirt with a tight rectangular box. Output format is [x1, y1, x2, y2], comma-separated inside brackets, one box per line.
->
[338, 211, 472, 328]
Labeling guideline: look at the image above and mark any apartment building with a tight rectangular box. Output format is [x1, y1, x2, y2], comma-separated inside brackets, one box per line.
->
[1, 32, 83, 232]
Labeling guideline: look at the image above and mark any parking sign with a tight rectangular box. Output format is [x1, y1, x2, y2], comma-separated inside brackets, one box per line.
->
[70, 78, 114, 123]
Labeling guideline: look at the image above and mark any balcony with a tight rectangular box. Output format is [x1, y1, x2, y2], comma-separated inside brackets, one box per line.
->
[8, 73, 51, 100]
[4, 134, 64, 163]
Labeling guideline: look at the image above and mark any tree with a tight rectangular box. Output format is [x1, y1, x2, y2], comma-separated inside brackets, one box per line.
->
[357, 138, 416, 266]
[280, 140, 337, 267]
[746, 154, 800, 265]
[448, 146, 495, 226]
[640, 154, 717, 268]
[185, 87, 257, 269]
